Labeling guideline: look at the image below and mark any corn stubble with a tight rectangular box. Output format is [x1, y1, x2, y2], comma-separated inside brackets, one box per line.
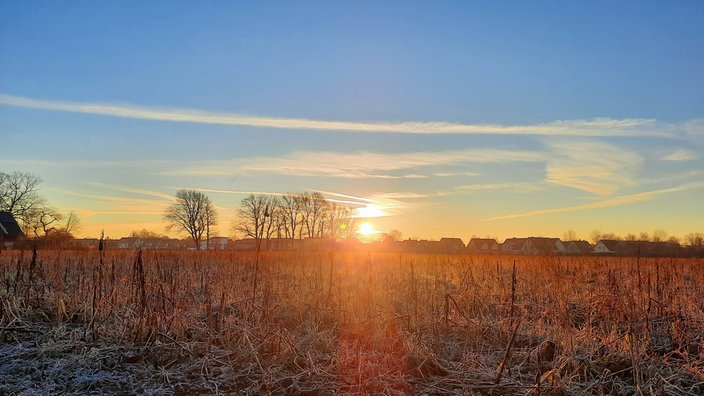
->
[1, 249, 703, 395]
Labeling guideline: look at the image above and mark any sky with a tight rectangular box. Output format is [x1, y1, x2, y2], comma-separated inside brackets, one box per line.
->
[1, 1, 703, 242]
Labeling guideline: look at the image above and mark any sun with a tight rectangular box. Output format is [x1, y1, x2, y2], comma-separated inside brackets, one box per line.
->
[358, 222, 375, 235]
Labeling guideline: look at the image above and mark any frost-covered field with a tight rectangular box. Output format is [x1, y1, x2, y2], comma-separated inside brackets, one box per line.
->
[1, 249, 703, 395]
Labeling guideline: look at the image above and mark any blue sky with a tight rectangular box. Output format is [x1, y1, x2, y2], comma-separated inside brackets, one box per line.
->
[1, 1, 703, 241]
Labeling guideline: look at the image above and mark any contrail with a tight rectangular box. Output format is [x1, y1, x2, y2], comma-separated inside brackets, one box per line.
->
[0, 93, 671, 137]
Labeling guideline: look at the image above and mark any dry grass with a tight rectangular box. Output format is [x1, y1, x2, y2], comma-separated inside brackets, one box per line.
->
[1, 249, 703, 395]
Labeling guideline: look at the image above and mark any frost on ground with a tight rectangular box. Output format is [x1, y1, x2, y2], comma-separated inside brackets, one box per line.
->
[2, 251, 704, 395]
[0, 324, 225, 395]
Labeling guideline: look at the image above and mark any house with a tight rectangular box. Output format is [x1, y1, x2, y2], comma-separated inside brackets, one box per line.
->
[522, 237, 566, 255]
[439, 238, 465, 254]
[501, 238, 530, 253]
[594, 239, 646, 255]
[564, 240, 593, 255]
[593, 240, 623, 255]
[594, 239, 648, 256]
[201, 236, 229, 251]
[467, 238, 499, 253]
[501, 237, 565, 255]
[399, 239, 421, 253]
[641, 241, 682, 257]
[115, 237, 142, 249]
[593, 240, 683, 257]
[0, 211, 25, 249]
[229, 239, 257, 251]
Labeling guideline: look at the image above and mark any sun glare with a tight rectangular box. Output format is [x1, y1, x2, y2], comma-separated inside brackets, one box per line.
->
[355, 204, 385, 218]
[358, 222, 375, 235]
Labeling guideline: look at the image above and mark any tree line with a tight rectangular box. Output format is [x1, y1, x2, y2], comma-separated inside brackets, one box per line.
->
[583, 229, 704, 248]
[164, 190, 361, 250]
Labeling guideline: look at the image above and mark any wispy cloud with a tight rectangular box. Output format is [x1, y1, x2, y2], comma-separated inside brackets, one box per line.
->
[433, 172, 479, 177]
[366, 191, 441, 200]
[483, 181, 704, 221]
[74, 209, 165, 218]
[544, 139, 644, 196]
[456, 183, 542, 192]
[0, 93, 674, 137]
[312, 190, 375, 205]
[663, 149, 698, 161]
[187, 187, 290, 196]
[175, 149, 544, 178]
[52, 188, 166, 205]
[82, 182, 176, 201]
[51, 189, 170, 216]
[187, 187, 376, 208]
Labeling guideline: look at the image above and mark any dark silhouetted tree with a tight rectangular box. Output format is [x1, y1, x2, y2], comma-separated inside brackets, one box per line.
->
[0, 171, 46, 228]
[164, 189, 217, 250]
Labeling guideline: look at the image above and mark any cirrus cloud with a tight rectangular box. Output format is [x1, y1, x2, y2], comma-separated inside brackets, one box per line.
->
[0, 93, 675, 137]
[544, 139, 644, 196]
[173, 149, 545, 179]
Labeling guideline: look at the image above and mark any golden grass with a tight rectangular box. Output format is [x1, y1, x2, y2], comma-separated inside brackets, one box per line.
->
[1, 249, 703, 394]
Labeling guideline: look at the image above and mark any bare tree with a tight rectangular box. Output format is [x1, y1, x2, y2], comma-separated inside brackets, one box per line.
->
[325, 202, 355, 241]
[652, 229, 668, 242]
[30, 207, 63, 238]
[589, 230, 602, 244]
[235, 194, 277, 249]
[63, 211, 81, 236]
[562, 229, 577, 241]
[685, 232, 703, 248]
[301, 192, 327, 238]
[204, 202, 217, 250]
[279, 193, 303, 239]
[130, 228, 165, 239]
[263, 196, 281, 248]
[0, 171, 46, 227]
[164, 189, 216, 250]
[387, 229, 403, 242]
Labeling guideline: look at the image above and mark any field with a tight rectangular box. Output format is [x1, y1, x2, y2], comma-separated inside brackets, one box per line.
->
[1, 249, 703, 395]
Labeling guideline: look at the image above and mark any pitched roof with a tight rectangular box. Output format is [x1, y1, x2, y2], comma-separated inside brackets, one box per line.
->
[440, 237, 465, 246]
[597, 239, 621, 251]
[468, 238, 498, 244]
[467, 238, 498, 249]
[566, 240, 592, 253]
[523, 237, 562, 252]
[0, 211, 24, 238]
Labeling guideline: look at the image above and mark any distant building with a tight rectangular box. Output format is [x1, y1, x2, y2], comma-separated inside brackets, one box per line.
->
[594, 240, 683, 257]
[564, 240, 593, 255]
[501, 237, 565, 255]
[593, 239, 619, 254]
[0, 211, 25, 249]
[229, 239, 257, 251]
[115, 237, 142, 249]
[201, 236, 229, 251]
[501, 237, 528, 254]
[467, 238, 499, 253]
[522, 237, 566, 255]
[439, 238, 465, 254]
